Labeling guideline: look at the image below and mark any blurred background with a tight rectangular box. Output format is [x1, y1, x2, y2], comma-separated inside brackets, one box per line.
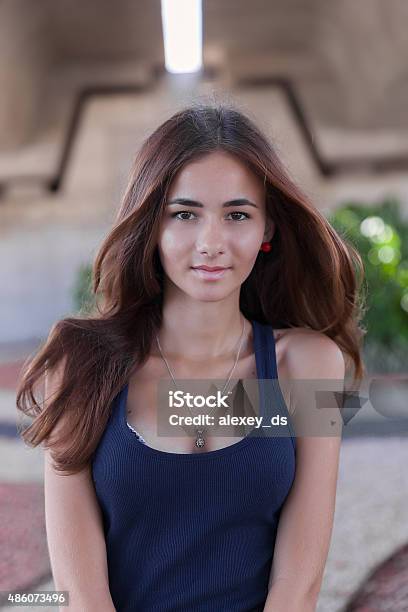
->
[0, 1, 407, 610]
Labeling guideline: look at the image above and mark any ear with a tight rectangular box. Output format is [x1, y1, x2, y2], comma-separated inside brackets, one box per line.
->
[263, 218, 275, 243]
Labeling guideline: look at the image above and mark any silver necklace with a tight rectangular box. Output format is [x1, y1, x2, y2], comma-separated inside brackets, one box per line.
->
[155, 318, 246, 448]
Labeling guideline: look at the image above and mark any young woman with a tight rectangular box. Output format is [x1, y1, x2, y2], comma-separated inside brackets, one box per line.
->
[17, 104, 365, 612]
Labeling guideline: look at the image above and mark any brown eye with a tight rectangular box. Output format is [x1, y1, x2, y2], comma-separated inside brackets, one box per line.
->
[171, 211, 196, 220]
[228, 212, 250, 221]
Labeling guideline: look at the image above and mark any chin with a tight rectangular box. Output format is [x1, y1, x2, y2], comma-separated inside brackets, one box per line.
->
[181, 285, 232, 301]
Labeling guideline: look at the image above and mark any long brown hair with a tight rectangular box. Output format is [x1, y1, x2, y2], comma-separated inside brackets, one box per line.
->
[16, 103, 366, 474]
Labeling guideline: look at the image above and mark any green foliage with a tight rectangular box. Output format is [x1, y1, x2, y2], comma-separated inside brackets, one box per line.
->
[72, 262, 94, 315]
[328, 197, 408, 371]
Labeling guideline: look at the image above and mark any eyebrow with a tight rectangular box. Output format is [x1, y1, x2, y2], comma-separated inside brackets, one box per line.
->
[167, 197, 258, 208]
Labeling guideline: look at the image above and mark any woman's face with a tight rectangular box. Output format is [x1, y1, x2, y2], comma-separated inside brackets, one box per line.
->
[157, 150, 274, 302]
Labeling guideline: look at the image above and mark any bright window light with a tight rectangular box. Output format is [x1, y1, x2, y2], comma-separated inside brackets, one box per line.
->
[161, 0, 203, 74]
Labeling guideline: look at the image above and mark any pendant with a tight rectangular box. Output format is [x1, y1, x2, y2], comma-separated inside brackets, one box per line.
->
[195, 430, 205, 448]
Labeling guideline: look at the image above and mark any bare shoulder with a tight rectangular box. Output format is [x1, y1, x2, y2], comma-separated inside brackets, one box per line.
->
[275, 327, 345, 380]
[275, 327, 345, 429]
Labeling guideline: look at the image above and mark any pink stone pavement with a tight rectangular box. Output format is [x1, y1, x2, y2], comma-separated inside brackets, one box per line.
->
[0, 483, 49, 595]
[345, 542, 408, 611]
[0, 359, 52, 604]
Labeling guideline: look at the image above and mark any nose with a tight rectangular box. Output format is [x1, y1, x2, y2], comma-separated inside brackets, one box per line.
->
[196, 218, 226, 256]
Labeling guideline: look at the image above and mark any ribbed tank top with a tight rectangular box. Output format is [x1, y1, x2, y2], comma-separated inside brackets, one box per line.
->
[91, 320, 296, 612]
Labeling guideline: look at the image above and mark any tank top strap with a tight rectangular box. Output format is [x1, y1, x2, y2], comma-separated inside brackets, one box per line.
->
[252, 319, 296, 450]
[252, 319, 276, 424]
[252, 319, 278, 379]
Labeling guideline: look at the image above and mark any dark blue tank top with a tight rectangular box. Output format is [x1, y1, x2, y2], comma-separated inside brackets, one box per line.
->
[92, 320, 296, 611]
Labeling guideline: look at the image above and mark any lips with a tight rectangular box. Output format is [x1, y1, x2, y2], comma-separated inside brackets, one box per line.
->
[192, 266, 230, 271]
[191, 266, 231, 280]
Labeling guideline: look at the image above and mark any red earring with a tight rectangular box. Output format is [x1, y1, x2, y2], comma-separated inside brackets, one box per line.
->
[260, 241, 272, 252]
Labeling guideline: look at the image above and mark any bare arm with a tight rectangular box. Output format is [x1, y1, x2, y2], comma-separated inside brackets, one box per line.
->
[264, 331, 345, 611]
[43, 362, 116, 611]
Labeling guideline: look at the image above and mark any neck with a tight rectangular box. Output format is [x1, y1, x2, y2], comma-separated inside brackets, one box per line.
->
[155, 300, 251, 363]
